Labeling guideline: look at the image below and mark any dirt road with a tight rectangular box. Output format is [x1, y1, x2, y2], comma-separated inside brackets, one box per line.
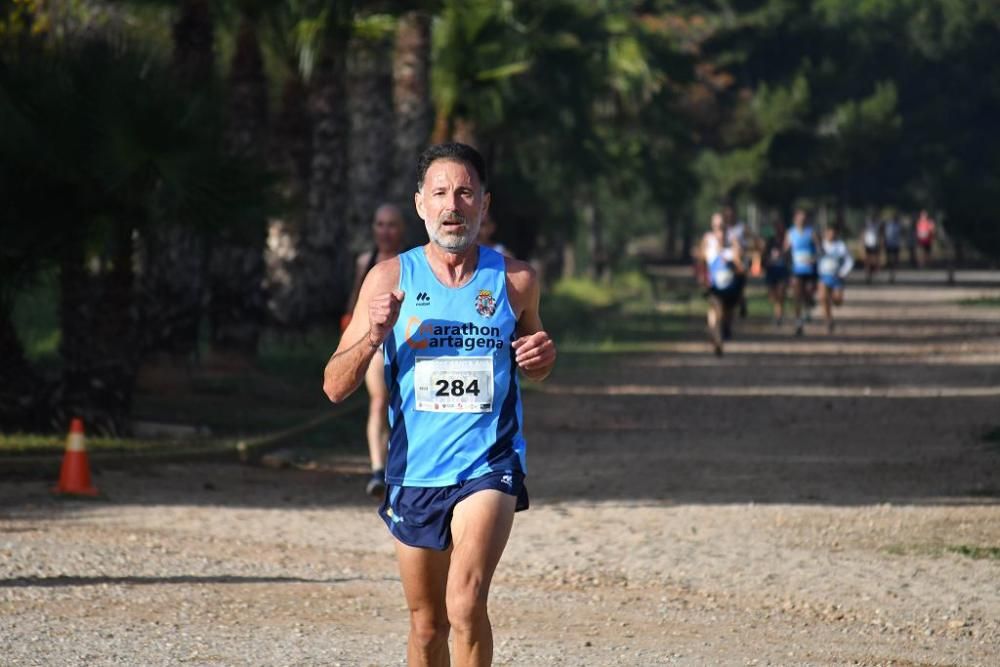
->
[2, 273, 999, 666]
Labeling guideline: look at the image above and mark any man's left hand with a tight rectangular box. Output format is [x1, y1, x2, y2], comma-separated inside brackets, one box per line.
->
[511, 331, 556, 377]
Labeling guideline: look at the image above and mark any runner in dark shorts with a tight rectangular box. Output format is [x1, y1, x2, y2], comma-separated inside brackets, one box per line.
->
[762, 219, 790, 327]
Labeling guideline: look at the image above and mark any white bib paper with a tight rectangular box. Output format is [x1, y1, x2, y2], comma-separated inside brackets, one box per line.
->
[414, 356, 494, 413]
[819, 256, 840, 276]
[793, 250, 814, 266]
[713, 268, 734, 289]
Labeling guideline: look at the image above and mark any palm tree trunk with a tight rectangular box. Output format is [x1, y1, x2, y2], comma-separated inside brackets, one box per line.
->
[300, 37, 351, 325]
[265, 72, 311, 328]
[391, 11, 432, 205]
[347, 27, 394, 250]
[59, 220, 139, 435]
[140, 0, 214, 361]
[208, 15, 268, 362]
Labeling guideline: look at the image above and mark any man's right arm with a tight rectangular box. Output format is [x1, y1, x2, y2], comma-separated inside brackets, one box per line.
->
[323, 260, 403, 403]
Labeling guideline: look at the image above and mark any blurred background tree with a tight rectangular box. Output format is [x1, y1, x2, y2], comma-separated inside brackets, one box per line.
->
[2, 0, 998, 434]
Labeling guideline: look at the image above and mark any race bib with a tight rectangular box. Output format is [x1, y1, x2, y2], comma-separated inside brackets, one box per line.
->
[863, 229, 878, 247]
[414, 356, 494, 413]
[793, 250, 814, 266]
[819, 256, 840, 276]
[712, 268, 734, 289]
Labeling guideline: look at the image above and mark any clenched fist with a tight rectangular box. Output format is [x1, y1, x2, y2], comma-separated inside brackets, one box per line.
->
[511, 330, 556, 378]
[368, 290, 405, 345]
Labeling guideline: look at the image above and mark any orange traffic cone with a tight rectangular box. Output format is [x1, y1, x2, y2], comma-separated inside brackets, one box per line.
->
[52, 418, 100, 497]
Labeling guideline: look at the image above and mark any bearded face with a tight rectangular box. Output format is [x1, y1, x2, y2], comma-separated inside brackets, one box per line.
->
[416, 159, 489, 254]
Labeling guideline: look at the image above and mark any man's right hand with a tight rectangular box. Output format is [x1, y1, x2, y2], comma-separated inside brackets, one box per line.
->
[368, 290, 405, 345]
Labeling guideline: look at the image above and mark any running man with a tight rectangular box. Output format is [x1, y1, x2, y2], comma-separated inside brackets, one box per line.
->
[478, 212, 513, 258]
[861, 214, 882, 284]
[722, 205, 751, 319]
[785, 207, 821, 336]
[762, 218, 789, 327]
[342, 203, 407, 498]
[817, 224, 855, 334]
[702, 211, 744, 355]
[915, 209, 936, 268]
[323, 142, 556, 666]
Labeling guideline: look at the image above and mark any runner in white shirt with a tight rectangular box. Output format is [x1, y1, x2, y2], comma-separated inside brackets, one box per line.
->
[817, 225, 855, 334]
[861, 215, 881, 284]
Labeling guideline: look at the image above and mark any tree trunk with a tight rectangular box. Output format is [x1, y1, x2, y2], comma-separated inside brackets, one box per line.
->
[265, 73, 311, 328]
[392, 10, 432, 239]
[208, 15, 268, 362]
[347, 27, 394, 251]
[299, 38, 351, 325]
[681, 209, 694, 261]
[59, 221, 139, 435]
[664, 208, 676, 260]
[581, 197, 608, 282]
[140, 0, 215, 361]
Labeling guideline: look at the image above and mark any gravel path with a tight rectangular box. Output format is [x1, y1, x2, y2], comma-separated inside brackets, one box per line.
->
[2, 276, 999, 666]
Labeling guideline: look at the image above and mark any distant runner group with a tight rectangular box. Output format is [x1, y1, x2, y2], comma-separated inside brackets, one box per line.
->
[697, 206, 936, 354]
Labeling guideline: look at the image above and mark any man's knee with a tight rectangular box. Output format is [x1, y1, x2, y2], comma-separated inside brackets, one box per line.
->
[446, 582, 488, 633]
[409, 610, 450, 649]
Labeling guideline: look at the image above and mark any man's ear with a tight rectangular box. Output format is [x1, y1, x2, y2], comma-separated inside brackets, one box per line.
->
[414, 190, 426, 221]
[482, 191, 491, 217]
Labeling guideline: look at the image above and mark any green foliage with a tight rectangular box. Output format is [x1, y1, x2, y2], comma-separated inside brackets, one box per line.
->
[540, 272, 694, 353]
[695, 0, 1000, 259]
[946, 545, 1000, 561]
[11, 270, 60, 363]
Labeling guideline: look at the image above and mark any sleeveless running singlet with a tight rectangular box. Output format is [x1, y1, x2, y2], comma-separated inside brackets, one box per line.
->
[788, 226, 817, 275]
[383, 245, 526, 487]
[709, 250, 737, 291]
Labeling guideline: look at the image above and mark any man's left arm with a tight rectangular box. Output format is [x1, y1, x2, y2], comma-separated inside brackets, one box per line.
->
[507, 261, 557, 382]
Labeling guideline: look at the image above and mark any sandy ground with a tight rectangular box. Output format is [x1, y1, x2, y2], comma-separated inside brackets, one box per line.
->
[2, 271, 999, 666]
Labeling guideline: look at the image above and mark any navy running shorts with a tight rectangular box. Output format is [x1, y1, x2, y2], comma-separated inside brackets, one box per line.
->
[378, 470, 529, 550]
[765, 265, 789, 286]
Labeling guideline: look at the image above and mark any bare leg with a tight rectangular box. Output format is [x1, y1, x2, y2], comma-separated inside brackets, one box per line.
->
[706, 295, 723, 354]
[447, 490, 517, 667]
[819, 283, 832, 329]
[792, 278, 806, 335]
[769, 283, 786, 323]
[395, 541, 452, 667]
[364, 351, 389, 472]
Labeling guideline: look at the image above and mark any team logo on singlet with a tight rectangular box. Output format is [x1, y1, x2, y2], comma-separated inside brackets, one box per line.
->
[475, 289, 496, 318]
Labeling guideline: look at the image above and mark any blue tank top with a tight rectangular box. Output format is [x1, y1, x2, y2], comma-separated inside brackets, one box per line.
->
[383, 245, 525, 486]
[788, 226, 817, 275]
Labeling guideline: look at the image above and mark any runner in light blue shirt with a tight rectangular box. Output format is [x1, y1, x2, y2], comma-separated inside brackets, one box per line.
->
[323, 143, 556, 666]
[784, 207, 821, 336]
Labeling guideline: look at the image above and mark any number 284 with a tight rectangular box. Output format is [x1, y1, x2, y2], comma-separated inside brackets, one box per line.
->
[434, 378, 481, 397]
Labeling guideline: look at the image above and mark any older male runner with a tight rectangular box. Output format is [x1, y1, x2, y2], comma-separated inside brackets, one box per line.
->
[323, 142, 556, 667]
